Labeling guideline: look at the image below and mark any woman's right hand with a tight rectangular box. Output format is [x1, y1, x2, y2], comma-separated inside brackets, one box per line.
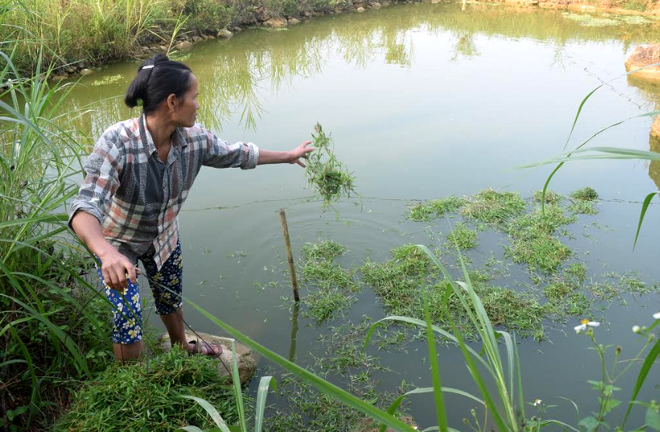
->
[98, 248, 137, 291]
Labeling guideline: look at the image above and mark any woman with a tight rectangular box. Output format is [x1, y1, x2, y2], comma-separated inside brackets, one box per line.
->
[69, 54, 313, 362]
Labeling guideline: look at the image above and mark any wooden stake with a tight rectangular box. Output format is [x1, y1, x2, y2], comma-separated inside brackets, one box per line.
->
[279, 208, 300, 302]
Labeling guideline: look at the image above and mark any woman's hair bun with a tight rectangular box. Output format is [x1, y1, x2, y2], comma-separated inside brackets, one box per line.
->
[124, 53, 192, 113]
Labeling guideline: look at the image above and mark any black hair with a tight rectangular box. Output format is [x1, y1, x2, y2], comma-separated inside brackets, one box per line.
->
[124, 54, 193, 114]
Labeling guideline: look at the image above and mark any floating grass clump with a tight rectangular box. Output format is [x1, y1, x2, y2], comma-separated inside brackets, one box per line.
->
[300, 240, 360, 323]
[506, 231, 571, 273]
[569, 199, 599, 215]
[544, 280, 591, 317]
[55, 347, 239, 431]
[562, 12, 620, 27]
[305, 123, 357, 206]
[302, 239, 347, 261]
[571, 186, 599, 201]
[461, 189, 526, 225]
[505, 205, 575, 273]
[362, 244, 548, 339]
[533, 189, 562, 205]
[446, 222, 478, 249]
[568, 187, 599, 214]
[408, 196, 465, 222]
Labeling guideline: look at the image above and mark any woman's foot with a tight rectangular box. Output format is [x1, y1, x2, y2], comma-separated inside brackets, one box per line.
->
[186, 340, 223, 358]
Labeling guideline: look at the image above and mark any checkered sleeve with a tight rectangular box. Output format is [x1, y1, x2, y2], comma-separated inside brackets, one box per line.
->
[201, 127, 260, 170]
[68, 132, 123, 229]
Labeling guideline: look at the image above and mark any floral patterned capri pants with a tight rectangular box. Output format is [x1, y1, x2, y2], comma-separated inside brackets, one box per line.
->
[96, 240, 184, 344]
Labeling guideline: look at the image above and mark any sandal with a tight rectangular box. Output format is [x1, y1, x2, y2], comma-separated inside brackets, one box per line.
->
[188, 340, 223, 358]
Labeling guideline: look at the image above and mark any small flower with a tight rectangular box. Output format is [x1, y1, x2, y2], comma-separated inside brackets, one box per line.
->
[575, 318, 600, 334]
[533, 398, 542, 406]
[633, 325, 641, 334]
[653, 312, 660, 320]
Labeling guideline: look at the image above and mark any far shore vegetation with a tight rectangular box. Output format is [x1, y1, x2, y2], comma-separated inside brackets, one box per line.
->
[2, 0, 660, 78]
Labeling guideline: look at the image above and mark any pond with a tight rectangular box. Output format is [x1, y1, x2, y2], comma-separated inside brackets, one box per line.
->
[63, 2, 660, 429]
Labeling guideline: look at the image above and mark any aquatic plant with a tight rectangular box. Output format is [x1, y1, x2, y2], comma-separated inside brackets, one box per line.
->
[571, 187, 599, 201]
[446, 222, 478, 250]
[300, 240, 360, 323]
[305, 123, 357, 207]
[461, 189, 526, 225]
[408, 196, 465, 222]
[533, 189, 562, 205]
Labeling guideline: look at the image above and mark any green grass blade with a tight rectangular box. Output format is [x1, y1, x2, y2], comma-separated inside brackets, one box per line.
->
[423, 294, 449, 432]
[500, 331, 516, 409]
[450, 319, 511, 432]
[622, 336, 660, 428]
[180, 395, 231, 432]
[562, 62, 660, 150]
[542, 419, 581, 432]
[364, 316, 491, 370]
[180, 426, 207, 432]
[0, 293, 91, 376]
[513, 333, 525, 421]
[633, 193, 658, 249]
[229, 340, 247, 432]
[185, 298, 417, 432]
[255, 376, 277, 432]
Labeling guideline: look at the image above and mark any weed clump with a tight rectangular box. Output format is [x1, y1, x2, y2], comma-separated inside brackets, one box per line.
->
[305, 123, 357, 206]
[362, 244, 548, 340]
[571, 187, 599, 201]
[533, 190, 562, 205]
[408, 196, 465, 221]
[462, 189, 526, 225]
[55, 347, 238, 431]
[505, 206, 575, 273]
[446, 223, 478, 249]
[302, 240, 347, 261]
[300, 240, 360, 324]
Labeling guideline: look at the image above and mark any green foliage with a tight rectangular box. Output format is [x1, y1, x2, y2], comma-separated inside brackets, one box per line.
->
[621, 0, 647, 11]
[505, 205, 575, 273]
[300, 240, 361, 323]
[462, 189, 526, 225]
[408, 196, 465, 222]
[172, 0, 233, 34]
[362, 244, 548, 340]
[181, 341, 277, 432]
[55, 347, 240, 431]
[533, 190, 562, 205]
[0, 52, 112, 430]
[569, 198, 599, 215]
[305, 123, 357, 207]
[446, 223, 478, 250]
[302, 239, 347, 261]
[571, 187, 599, 201]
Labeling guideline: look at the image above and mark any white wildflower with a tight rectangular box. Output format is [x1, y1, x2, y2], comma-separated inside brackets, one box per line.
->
[575, 319, 599, 334]
[632, 325, 641, 334]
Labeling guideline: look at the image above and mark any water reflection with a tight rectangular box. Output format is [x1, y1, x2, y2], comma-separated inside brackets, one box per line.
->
[63, 2, 660, 135]
[626, 75, 660, 188]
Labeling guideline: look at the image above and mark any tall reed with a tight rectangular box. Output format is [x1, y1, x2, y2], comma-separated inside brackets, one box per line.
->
[0, 51, 111, 430]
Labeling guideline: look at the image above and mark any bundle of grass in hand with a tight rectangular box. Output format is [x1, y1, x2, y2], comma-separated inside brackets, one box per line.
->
[305, 123, 357, 206]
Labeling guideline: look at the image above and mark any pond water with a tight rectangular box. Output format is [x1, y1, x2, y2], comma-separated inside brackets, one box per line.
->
[63, 3, 660, 429]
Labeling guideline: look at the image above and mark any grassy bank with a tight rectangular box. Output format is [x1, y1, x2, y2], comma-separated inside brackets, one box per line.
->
[0, 54, 116, 429]
[0, 0, 393, 77]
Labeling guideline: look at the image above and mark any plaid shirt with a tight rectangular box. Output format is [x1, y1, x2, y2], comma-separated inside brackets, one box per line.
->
[69, 115, 260, 269]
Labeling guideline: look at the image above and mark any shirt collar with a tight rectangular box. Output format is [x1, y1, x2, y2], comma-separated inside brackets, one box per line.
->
[139, 114, 189, 155]
[139, 114, 158, 157]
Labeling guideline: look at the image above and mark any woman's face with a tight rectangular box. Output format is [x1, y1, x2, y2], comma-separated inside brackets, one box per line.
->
[172, 73, 200, 128]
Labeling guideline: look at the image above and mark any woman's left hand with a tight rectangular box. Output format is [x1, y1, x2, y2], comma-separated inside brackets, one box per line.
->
[290, 141, 314, 168]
